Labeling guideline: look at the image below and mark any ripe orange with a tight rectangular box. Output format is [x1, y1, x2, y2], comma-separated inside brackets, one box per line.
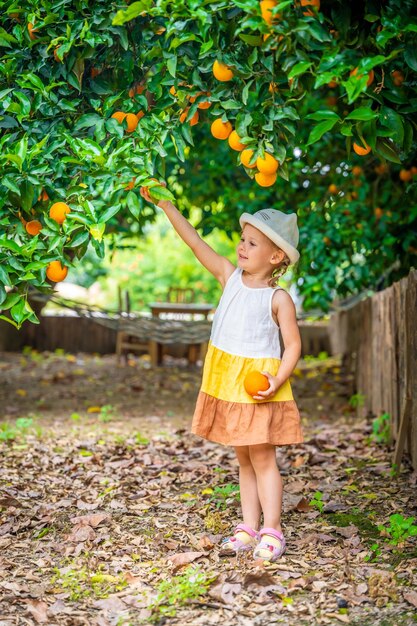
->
[256, 152, 279, 174]
[374, 207, 383, 219]
[300, 0, 320, 16]
[399, 169, 412, 182]
[169, 85, 177, 97]
[268, 82, 279, 93]
[91, 67, 101, 79]
[180, 109, 199, 126]
[210, 119, 233, 140]
[323, 236, 331, 245]
[136, 110, 145, 121]
[328, 184, 338, 194]
[328, 80, 338, 88]
[129, 84, 145, 98]
[350, 67, 374, 88]
[352, 166, 362, 177]
[111, 111, 126, 124]
[391, 70, 404, 87]
[25, 220, 42, 236]
[46, 261, 68, 283]
[197, 99, 211, 109]
[244, 371, 269, 396]
[240, 149, 256, 169]
[260, 0, 280, 25]
[255, 171, 277, 187]
[411, 166, 417, 176]
[228, 130, 245, 151]
[212, 60, 234, 81]
[49, 202, 71, 224]
[353, 141, 371, 156]
[28, 22, 38, 40]
[125, 113, 139, 132]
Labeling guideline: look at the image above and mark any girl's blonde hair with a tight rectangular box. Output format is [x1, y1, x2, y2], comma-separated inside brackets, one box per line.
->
[268, 250, 291, 288]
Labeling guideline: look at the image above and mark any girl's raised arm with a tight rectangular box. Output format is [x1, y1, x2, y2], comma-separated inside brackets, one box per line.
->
[140, 188, 235, 288]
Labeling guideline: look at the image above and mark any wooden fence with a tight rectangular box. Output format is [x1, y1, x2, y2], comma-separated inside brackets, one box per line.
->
[0, 313, 331, 358]
[329, 269, 417, 471]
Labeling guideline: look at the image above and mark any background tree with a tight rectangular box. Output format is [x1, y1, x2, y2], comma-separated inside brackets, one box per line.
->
[1, 0, 416, 326]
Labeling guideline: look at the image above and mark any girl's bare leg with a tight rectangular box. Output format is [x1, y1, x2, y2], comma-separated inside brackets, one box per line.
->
[249, 443, 283, 549]
[231, 445, 262, 544]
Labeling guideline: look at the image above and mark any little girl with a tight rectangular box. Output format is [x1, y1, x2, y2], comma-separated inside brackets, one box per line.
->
[140, 185, 303, 562]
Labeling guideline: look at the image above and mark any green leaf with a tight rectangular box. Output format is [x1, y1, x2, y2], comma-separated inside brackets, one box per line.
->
[127, 191, 141, 219]
[375, 139, 401, 164]
[345, 107, 378, 121]
[74, 113, 103, 131]
[89, 223, 105, 242]
[238, 34, 262, 46]
[167, 55, 177, 78]
[404, 45, 417, 71]
[306, 110, 340, 121]
[112, 0, 153, 26]
[148, 185, 175, 203]
[306, 118, 339, 145]
[0, 266, 11, 286]
[288, 61, 312, 79]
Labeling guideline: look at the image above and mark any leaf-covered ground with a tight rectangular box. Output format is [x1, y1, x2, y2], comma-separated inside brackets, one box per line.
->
[1, 350, 416, 626]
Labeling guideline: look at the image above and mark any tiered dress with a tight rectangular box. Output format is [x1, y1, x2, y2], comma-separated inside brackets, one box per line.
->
[191, 268, 303, 446]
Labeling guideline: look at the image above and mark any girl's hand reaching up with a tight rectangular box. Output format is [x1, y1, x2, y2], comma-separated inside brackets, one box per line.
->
[252, 372, 283, 401]
[139, 180, 167, 205]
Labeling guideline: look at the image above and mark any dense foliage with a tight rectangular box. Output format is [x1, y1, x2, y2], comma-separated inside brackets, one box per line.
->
[1, 0, 416, 326]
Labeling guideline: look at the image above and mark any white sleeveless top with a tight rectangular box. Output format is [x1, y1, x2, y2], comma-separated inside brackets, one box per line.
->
[210, 268, 282, 359]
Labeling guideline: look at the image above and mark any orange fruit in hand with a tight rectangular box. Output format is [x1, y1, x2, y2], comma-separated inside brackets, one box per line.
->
[228, 130, 245, 151]
[353, 141, 371, 156]
[255, 171, 277, 187]
[350, 67, 374, 87]
[256, 152, 279, 174]
[25, 220, 42, 236]
[240, 149, 256, 169]
[212, 60, 234, 81]
[49, 202, 71, 224]
[210, 119, 233, 139]
[46, 261, 68, 283]
[244, 371, 270, 396]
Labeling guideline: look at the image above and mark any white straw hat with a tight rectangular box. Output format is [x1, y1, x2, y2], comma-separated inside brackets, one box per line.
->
[239, 208, 300, 264]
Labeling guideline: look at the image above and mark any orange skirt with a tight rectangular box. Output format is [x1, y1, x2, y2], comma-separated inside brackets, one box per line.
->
[192, 392, 303, 446]
[191, 343, 304, 447]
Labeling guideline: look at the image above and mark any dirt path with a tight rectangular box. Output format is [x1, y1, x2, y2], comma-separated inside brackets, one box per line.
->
[0, 351, 416, 625]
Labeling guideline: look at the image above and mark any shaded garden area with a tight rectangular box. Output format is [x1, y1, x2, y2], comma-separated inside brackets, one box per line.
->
[1, 351, 416, 625]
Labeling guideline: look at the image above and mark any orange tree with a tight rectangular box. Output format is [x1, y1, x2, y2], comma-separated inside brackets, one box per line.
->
[1, 0, 416, 325]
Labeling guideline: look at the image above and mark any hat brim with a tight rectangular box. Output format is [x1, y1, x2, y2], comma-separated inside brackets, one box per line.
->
[239, 213, 300, 264]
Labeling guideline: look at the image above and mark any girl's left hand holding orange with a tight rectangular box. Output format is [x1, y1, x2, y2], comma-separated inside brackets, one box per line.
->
[252, 371, 283, 401]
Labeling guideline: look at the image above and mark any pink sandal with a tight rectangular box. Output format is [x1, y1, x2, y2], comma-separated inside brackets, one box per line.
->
[220, 523, 259, 555]
[253, 527, 286, 561]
